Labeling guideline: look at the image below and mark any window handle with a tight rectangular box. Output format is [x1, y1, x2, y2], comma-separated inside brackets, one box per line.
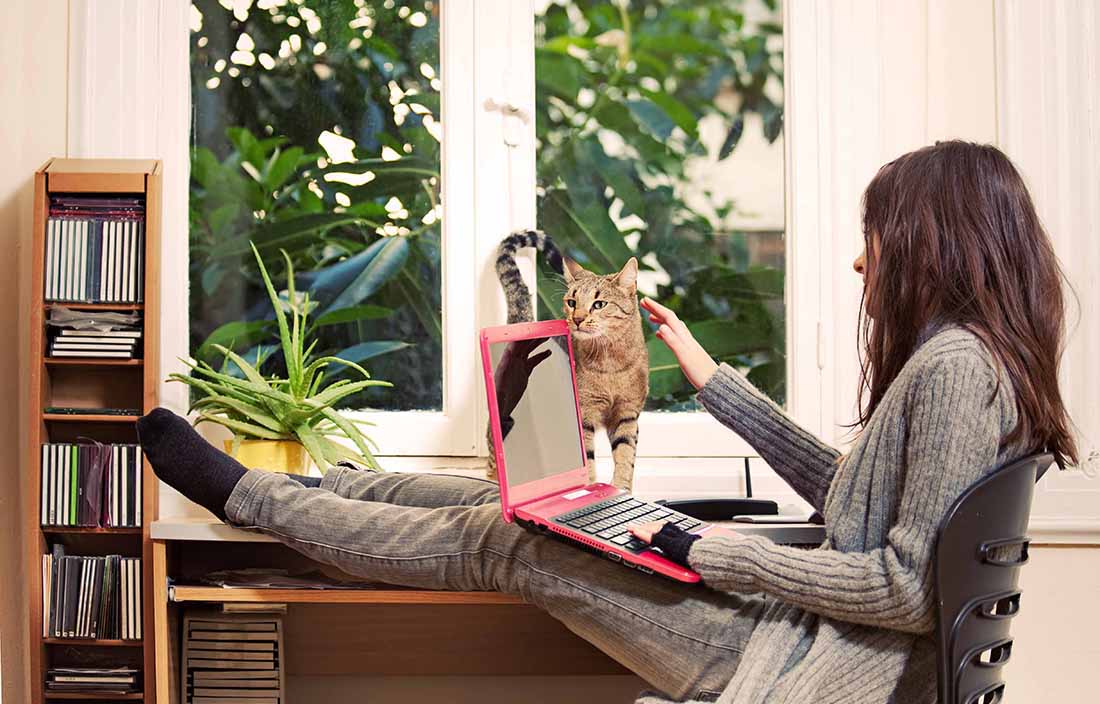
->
[484, 98, 530, 147]
[484, 98, 530, 121]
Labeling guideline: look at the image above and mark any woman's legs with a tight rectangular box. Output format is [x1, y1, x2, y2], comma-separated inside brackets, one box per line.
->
[226, 466, 763, 701]
[321, 463, 503, 508]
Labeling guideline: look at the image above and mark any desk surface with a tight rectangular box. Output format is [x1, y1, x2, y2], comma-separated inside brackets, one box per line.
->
[152, 517, 826, 545]
[150, 516, 827, 692]
[153, 517, 824, 607]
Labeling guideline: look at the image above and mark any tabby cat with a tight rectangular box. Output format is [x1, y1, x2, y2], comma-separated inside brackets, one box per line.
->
[490, 230, 648, 491]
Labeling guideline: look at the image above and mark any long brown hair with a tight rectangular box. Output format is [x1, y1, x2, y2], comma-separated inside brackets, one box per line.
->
[858, 140, 1077, 468]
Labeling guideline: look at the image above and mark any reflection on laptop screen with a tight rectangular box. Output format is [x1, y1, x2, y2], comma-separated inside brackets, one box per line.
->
[490, 335, 586, 486]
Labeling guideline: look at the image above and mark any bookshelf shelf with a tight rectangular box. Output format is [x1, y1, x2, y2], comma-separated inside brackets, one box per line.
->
[42, 527, 143, 536]
[45, 359, 144, 367]
[42, 414, 143, 423]
[44, 694, 144, 701]
[46, 303, 145, 312]
[43, 638, 143, 647]
[27, 158, 161, 704]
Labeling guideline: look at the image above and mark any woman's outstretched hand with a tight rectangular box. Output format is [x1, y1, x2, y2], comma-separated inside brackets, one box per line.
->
[641, 297, 718, 390]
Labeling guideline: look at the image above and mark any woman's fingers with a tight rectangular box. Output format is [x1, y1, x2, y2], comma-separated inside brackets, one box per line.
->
[643, 297, 718, 389]
[640, 297, 672, 325]
[629, 520, 668, 544]
[654, 324, 679, 348]
[642, 297, 687, 334]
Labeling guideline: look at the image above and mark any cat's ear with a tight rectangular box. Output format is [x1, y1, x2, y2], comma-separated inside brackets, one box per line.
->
[563, 258, 593, 283]
[612, 257, 639, 291]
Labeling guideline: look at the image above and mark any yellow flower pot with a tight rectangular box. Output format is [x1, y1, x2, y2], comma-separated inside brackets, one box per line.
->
[225, 439, 311, 475]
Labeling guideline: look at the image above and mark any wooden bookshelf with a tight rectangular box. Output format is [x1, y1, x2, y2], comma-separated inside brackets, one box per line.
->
[45, 359, 145, 368]
[42, 639, 145, 648]
[42, 527, 144, 536]
[25, 158, 161, 704]
[44, 694, 145, 701]
[47, 303, 146, 312]
[42, 414, 144, 423]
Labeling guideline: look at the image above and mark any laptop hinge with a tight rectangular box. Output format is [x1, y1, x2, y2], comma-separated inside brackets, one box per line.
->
[512, 480, 598, 512]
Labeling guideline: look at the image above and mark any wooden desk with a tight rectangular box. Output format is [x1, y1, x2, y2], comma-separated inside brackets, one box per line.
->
[151, 518, 825, 704]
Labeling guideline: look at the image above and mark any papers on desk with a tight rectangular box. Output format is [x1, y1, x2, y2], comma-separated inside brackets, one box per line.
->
[183, 612, 285, 704]
[731, 513, 815, 524]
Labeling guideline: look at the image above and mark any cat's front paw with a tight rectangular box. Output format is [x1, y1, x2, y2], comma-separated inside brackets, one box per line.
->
[610, 469, 634, 492]
[611, 478, 633, 492]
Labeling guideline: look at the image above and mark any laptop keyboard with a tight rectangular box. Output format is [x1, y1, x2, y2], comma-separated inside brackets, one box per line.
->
[553, 495, 704, 553]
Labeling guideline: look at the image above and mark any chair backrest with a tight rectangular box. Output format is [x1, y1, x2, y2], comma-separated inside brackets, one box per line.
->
[934, 453, 1053, 704]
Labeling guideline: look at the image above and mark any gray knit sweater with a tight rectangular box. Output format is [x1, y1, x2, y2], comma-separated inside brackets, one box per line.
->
[638, 326, 1024, 704]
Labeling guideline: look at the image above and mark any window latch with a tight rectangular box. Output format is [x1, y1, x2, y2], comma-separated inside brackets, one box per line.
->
[484, 98, 530, 148]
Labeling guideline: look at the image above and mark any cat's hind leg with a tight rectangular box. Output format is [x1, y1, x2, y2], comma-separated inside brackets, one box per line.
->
[485, 426, 499, 481]
[608, 414, 639, 491]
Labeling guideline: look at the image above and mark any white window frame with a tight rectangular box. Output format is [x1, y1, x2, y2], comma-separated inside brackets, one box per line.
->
[500, 1, 826, 461]
[66, 2, 1100, 538]
[66, 0, 824, 465]
[67, 0, 520, 458]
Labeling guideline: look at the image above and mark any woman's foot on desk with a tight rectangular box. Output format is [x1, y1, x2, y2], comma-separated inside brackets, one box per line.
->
[136, 408, 248, 521]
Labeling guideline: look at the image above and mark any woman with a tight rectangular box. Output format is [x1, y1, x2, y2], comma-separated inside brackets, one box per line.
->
[142, 140, 1076, 703]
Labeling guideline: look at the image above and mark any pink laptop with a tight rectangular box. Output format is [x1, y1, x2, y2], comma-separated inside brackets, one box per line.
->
[480, 319, 716, 582]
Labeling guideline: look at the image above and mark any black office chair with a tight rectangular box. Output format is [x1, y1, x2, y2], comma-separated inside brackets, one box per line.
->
[934, 453, 1053, 704]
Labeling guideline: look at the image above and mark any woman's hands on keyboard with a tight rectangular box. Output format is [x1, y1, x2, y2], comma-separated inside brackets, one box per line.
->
[628, 521, 668, 544]
[631, 521, 704, 567]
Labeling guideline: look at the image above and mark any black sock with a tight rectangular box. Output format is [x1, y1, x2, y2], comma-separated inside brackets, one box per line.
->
[136, 408, 248, 521]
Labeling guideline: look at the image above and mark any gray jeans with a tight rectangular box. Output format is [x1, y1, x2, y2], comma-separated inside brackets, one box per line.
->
[225, 466, 764, 701]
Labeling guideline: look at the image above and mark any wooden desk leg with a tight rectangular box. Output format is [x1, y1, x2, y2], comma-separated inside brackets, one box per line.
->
[153, 541, 169, 704]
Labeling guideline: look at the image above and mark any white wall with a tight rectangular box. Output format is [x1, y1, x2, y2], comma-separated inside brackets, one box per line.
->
[994, 3, 1100, 699]
[996, 0, 1100, 531]
[0, 4, 69, 704]
[786, 0, 998, 449]
[1004, 546, 1100, 702]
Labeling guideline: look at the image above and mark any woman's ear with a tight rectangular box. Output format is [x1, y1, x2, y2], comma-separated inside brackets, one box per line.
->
[612, 257, 639, 291]
[563, 258, 592, 283]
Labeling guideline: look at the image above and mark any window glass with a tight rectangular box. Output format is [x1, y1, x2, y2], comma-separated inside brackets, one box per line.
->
[534, 0, 786, 409]
[189, 0, 442, 411]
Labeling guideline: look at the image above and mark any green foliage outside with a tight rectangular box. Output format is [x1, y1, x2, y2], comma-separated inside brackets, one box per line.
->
[189, 0, 786, 413]
[190, 0, 442, 411]
[533, 0, 786, 407]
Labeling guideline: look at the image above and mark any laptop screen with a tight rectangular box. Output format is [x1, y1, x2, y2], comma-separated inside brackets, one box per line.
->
[489, 334, 586, 486]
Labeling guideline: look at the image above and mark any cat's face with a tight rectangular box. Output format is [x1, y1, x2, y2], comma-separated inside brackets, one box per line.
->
[562, 257, 639, 341]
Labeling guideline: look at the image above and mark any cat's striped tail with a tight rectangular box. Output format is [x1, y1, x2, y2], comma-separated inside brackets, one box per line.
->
[495, 229, 564, 324]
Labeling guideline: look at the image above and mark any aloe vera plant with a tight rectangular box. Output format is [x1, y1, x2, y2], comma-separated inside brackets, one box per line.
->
[170, 243, 390, 471]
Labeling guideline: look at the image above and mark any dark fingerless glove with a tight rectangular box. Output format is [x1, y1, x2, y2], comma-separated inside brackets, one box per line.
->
[651, 522, 702, 567]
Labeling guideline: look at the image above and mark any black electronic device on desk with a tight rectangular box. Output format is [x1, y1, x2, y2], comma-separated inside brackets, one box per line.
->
[657, 458, 823, 523]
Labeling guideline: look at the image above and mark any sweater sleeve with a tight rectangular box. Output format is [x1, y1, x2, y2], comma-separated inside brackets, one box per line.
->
[696, 363, 841, 512]
[688, 353, 1006, 634]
